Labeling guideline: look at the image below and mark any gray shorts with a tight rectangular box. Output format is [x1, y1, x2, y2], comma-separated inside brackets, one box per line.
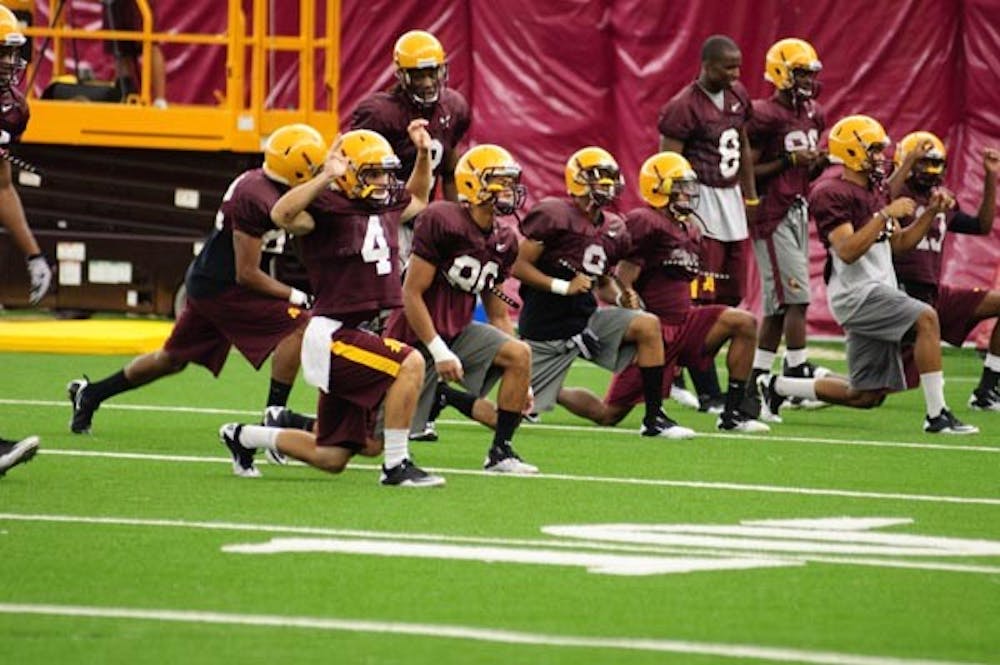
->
[527, 307, 640, 412]
[753, 199, 811, 316]
[410, 322, 510, 433]
[843, 283, 930, 392]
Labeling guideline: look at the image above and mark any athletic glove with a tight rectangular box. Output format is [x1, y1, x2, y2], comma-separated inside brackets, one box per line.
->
[567, 327, 602, 360]
[26, 254, 52, 305]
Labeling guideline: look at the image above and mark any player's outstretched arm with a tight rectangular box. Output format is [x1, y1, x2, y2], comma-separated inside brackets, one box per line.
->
[402, 119, 433, 223]
[271, 140, 347, 234]
[231, 230, 309, 304]
[0, 161, 50, 304]
[976, 148, 998, 233]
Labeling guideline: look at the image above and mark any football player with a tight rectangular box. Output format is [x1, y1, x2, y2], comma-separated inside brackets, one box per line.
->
[513, 147, 694, 439]
[1, 7, 47, 474]
[67, 124, 321, 436]
[604, 152, 769, 433]
[385, 144, 537, 473]
[350, 29, 470, 268]
[888, 131, 1000, 410]
[762, 115, 978, 434]
[657, 34, 760, 413]
[220, 123, 446, 486]
[747, 38, 832, 402]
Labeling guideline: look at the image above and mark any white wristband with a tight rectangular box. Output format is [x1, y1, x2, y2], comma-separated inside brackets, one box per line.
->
[550, 278, 570, 295]
[426, 335, 454, 364]
[289, 288, 309, 306]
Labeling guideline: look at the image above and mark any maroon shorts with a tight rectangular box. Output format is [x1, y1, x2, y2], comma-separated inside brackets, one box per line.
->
[693, 237, 748, 306]
[164, 287, 309, 376]
[315, 328, 413, 451]
[902, 285, 988, 388]
[605, 306, 725, 407]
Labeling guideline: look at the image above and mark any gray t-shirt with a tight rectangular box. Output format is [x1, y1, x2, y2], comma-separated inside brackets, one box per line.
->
[810, 177, 893, 324]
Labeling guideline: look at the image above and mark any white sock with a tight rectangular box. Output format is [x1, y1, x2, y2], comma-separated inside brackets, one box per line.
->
[774, 376, 817, 400]
[238, 425, 279, 451]
[920, 371, 946, 418]
[985, 353, 1000, 372]
[784, 347, 808, 368]
[383, 429, 409, 468]
[753, 349, 777, 372]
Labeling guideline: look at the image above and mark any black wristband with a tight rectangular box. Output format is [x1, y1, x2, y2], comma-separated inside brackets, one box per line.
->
[26, 253, 44, 262]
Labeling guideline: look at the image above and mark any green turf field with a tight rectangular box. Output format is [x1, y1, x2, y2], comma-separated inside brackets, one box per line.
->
[2, 345, 998, 664]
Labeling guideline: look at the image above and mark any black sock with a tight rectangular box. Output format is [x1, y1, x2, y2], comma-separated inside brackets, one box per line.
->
[689, 365, 722, 398]
[88, 370, 133, 403]
[267, 379, 293, 407]
[427, 383, 448, 422]
[288, 411, 316, 432]
[977, 367, 1000, 394]
[492, 409, 521, 451]
[440, 383, 476, 419]
[724, 379, 746, 415]
[640, 365, 665, 423]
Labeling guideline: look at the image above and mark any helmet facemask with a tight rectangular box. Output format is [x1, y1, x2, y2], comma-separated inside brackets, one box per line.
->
[666, 177, 700, 221]
[480, 169, 526, 216]
[397, 64, 447, 108]
[909, 156, 946, 191]
[577, 163, 624, 208]
[789, 66, 820, 104]
[354, 163, 404, 207]
[0, 44, 25, 90]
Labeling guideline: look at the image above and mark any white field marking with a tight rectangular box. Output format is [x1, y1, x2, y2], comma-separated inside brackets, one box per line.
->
[222, 538, 798, 576]
[38, 449, 1000, 506]
[0, 604, 987, 665]
[4, 513, 1000, 577]
[2, 398, 996, 454]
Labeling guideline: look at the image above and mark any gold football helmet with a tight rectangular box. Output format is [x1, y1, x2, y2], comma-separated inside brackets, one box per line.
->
[639, 151, 699, 219]
[565, 146, 624, 207]
[0, 6, 26, 89]
[393, 30, 447, 107]
[764, 38, 822, 97]
[263, 124, 328, 186]
[455, 144, 526, 216]
[828, 115, 889, 174]
[335, 129, 403, 204]
[895, 130, 947, 188]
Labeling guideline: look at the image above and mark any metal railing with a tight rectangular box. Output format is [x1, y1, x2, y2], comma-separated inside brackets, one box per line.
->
[19, 0, 339, 151]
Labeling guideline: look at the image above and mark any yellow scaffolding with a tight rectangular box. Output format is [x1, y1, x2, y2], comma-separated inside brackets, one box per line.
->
[18, 0, 339, 152]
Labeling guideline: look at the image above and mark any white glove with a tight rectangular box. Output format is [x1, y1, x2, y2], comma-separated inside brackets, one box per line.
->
[27, 254, 52, 306]
[288, 287, 314, 308]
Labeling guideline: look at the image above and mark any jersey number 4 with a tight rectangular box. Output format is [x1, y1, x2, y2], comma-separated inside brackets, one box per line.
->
[362, 215, 393, 275]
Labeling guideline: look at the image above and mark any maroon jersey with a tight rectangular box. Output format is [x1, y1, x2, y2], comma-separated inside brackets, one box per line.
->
[299, 189, 411, 321]
[623, 207, 701, 325]
[349, 87, 470, 187]
[893, 181, 981, 291]
[517, 197, 631, 340]
[748, 95, 825, 237]
[385, 201, 518, 344]
[0, 86, 30, 146]
[657, 81, 753, 188]
[186, 169, 288, 298]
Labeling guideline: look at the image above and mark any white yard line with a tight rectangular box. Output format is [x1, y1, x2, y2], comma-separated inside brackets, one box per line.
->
[2, 399, 996, 454]
[3, 513, 998, 577]
[33, 450, 1000, 505]
[0, 603, 986, 665]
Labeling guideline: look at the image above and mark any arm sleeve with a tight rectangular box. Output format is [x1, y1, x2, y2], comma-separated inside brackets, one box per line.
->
[947, 209, 982, 235]
[657, 96, 696, 141]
